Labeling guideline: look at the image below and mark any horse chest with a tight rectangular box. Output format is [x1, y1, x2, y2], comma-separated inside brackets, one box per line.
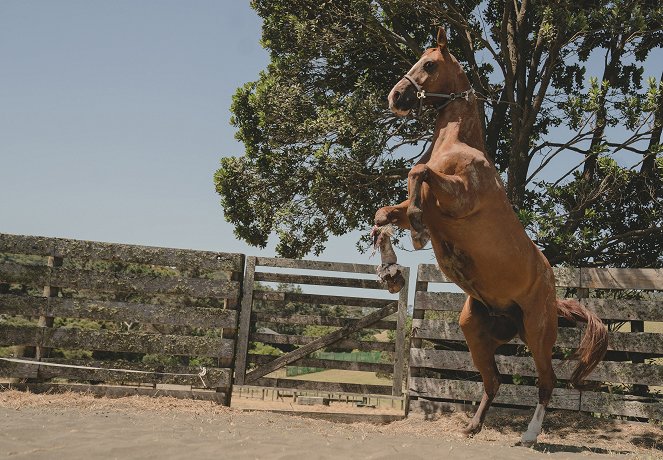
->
[434, 239, 485, 301]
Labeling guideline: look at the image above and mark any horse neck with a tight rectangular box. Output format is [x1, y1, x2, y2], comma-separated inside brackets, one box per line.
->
[431, 69, 486, 155]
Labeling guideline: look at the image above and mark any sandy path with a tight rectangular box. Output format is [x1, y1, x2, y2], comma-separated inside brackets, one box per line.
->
[0, 392, 660, 459]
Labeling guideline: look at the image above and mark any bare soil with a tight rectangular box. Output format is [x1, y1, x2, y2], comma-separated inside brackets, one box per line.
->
[1, 390, 662, 459]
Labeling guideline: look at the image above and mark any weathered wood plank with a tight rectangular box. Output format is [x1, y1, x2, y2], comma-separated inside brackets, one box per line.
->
[416, 264, 452, 283]
[0, 233, 244, 272]
[0, 358, 232, 388]
[581, 268, 663, 290]
[0, 325, 234, 358]
[580, 391, 663, 420]
[414, 291, 467, 311]
[49, 267, 240, 298]
[48, 328, 235, 358]
[250, 333, 395, 352]
[7, 383, 229, 404]
[255, 257, 377, 274]
[411, 319, 581, 348]
[553, 267, 582, 288]
[252, 290, 394, 309]
[581, 298, 663, 322]
[0, 294, 236, 328]
[607, 330, 663, 353]
[417, 265, 584, 286]
[393, 266, 409, 397]
[250, 377, 393, 395]
[0, 294, 48, 315]
[244, 301, 398, 383]
[409, 349, 663, 386]
[248, 354, 393, 373]
[234, 256, 256, 385]
[408, 377, 581, 411]
[253, 271, 385, 290]
[252, 312, 396, 330]
[0, 324, 40, 347]
[0, 263, 49, 285]
[412, 319, 663, 353]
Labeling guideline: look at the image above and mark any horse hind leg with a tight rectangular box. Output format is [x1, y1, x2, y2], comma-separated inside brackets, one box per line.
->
[459, 297, 518, 435]
[519, 294, 558, 446]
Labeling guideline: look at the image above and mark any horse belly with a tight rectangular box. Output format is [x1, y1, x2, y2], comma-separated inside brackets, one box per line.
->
[431, 232, 537, 309]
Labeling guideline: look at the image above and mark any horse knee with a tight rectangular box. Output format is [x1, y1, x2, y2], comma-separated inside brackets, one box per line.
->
[374, 207, 392, 226]
[408, 163, 429, 183]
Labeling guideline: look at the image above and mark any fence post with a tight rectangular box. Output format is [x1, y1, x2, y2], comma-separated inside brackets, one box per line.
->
[392, 266, 410, 397]
[36, 255, 62, 361]
[405, 265, 428, 415]
[218, 253, 245, 406]
[234, 256, 256, 386]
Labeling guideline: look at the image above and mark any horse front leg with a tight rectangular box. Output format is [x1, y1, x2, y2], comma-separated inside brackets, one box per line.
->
[370, 220, 406, 294]
[407, 163, 479, 249]
[373, 200, 411, 292]
[374, 199, 411, 229]
[406, 165, 432, 250]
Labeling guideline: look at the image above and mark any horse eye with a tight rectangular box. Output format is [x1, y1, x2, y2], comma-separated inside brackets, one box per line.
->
[423, 61, 436, 72]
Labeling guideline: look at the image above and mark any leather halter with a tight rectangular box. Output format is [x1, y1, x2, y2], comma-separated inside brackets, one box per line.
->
[402, 74, 475, 114]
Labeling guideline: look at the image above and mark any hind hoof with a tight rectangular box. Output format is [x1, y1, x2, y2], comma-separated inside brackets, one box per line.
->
[462, 422, 482, 437]
[519, 432, 538, 447]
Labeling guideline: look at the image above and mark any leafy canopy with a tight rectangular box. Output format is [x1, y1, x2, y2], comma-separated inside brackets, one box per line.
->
[216, 0, 662, 267]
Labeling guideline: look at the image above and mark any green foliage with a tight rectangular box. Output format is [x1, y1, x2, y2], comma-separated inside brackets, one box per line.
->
[529, 157, 663, 267]
[217, 0, 662, 267]
[250, 342, 283, 356]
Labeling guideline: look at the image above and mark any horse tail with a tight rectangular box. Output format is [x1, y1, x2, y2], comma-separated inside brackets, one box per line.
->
[556, 298, 608, 388]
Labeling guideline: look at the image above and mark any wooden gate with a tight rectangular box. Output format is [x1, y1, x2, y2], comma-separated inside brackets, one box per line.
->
[408, 264, 663, 420]
[234, 256, 409, 396]
[0, 234, 244, 405]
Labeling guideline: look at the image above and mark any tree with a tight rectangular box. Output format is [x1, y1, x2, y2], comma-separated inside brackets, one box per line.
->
[215, 0, 662, 267]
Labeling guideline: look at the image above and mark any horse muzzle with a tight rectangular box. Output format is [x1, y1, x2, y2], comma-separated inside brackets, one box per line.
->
[388, 79, 418, 116]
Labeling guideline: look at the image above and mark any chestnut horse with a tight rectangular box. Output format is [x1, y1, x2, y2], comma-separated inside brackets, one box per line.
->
[373, 27, 608, 445]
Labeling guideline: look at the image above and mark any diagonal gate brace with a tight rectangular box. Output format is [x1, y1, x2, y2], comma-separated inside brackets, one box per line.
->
[244, 301, 398, 384]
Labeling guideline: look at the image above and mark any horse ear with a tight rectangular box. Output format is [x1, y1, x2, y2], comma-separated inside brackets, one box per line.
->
[436, 26, 448, 49]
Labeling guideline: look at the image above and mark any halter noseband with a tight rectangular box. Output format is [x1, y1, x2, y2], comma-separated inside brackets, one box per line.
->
[402, 74, 475, 115]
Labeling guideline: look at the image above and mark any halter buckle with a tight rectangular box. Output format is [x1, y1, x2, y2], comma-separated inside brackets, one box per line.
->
[416, 90, 426, 99]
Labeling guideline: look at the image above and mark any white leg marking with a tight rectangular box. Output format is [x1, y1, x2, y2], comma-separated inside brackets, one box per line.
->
[521, 403, 546, 445]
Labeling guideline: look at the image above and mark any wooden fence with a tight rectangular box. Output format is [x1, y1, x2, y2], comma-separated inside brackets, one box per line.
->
[408, 264, 663, 421]
[0, 234, 244, 405]
[233, 256, 409, 396]
[2, 232, 662, 420]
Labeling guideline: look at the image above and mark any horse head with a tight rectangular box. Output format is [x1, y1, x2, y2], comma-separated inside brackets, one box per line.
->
[388, 27, 467, 117]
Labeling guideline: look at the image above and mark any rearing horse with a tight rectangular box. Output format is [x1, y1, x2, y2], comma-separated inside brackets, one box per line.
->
[373, 27, 608, 445]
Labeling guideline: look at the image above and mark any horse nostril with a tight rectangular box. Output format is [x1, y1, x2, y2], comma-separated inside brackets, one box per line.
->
[393, 90, 401, 102]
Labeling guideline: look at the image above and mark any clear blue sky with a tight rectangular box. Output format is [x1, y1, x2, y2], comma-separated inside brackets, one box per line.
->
[0, 2, 659, 285]
[0, 0, 434, 280]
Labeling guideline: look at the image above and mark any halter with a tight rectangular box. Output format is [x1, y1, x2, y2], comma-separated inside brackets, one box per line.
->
[402, 74, 475, 115]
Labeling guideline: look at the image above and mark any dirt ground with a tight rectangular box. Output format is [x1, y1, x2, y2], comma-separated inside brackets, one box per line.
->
[1, 390, 662, 459]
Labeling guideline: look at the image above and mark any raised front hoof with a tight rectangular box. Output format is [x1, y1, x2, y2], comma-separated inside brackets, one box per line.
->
[377, 263, 405, 293]
[407, 206, 429, 250]
[461, 422, 482, 437]
[410, 228, 430, 250]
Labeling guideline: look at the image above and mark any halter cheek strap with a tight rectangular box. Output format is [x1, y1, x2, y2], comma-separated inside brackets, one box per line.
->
[402, 74, 475, 114]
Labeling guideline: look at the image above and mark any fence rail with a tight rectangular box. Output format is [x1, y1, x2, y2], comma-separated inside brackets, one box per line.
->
[1, 232, 662, 421]
[0, 234, 243, 405]
[233, 256, 409, 397]
[408, 263, 663, 420]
